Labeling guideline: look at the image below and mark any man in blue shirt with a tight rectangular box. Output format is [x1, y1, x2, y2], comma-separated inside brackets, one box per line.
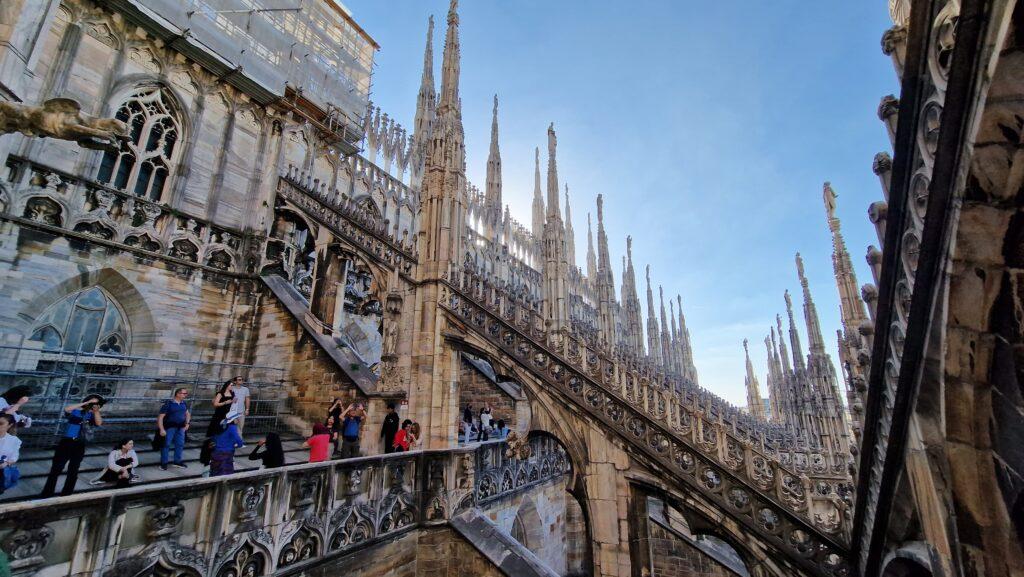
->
[158, 387, 191, 470]
[41, 394, 104, 497]
[339, 402, 366, 458]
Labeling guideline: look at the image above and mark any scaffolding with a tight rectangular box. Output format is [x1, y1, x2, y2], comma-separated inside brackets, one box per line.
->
[0, 344, 287, 451]
[112, 0, 377, 131]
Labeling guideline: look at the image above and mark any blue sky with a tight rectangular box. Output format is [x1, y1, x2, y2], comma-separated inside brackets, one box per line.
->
[346, 0, 896, 406]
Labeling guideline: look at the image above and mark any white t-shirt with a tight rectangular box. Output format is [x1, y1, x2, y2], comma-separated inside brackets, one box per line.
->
[0, 433, 22, 465]
[480, 412, 492, 430]
[231, 386, 250, 414]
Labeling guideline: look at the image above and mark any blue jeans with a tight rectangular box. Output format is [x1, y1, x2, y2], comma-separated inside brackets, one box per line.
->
[161, 427, 185, 465]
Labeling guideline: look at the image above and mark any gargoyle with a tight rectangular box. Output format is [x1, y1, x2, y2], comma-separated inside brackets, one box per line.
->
[0, 97, 128, 152]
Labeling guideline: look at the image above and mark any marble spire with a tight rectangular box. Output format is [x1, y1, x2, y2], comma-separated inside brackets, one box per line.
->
[659, 285, 671, 367]
[545, 124, 561, 222]
[677, 295, 697, 384]
[417, 0, 465, 273]
[438, 0, 461, 116]
[541, 123, 569, 330]
[484, 95, 502, 217]
[596, 195, 616, 345]
[410, 14, 436, 190]
[744, 339, 766, 419]
[565, 185, 576, 267]
[646, 266, 662, 365]
[785, 290, 806, 372]
[621, 237, 644, 354]
[531, 147, 544, 246]
[586, 213, 598, 282]
[796, 253, 826, 355]
[777, 315, 792, 376]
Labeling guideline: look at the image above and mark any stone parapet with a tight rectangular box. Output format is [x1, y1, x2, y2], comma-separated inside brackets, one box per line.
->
[0, 434, 571, 577]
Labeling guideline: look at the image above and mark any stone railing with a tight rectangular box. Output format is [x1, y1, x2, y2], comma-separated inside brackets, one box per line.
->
[0, 156, 258, 275]
[0, 436, 569, 577]
[452, 265, 849, 484]
[439, 274, 852, 577]
[278, 165, 417, 275]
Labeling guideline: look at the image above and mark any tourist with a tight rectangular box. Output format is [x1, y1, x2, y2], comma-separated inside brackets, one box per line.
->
[304, 420, 333, 463]
[0, 385, 33, 431]
[0, 414, 21, 495]
[409, 422, 422, 450]
[91, 438, 139, 488]
[392, 419, 414, 451]
[210, 411, 244, 477]
[327, 398, 344, 453]
[228, 376, 251, 433]
[478, 405, 493, 441]
[157, 387, 190, 470]
[381, 402, 399, 454]
[248, 432, 285, 469]
[338, 402, 366, 458]
[494, 419, 510, 439]
[462, 404, 474, 443]
[205, 379, 235, 438]
[41, 394, 105, 497]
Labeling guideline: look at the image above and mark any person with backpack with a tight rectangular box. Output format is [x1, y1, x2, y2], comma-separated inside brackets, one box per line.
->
[40, 394, 105, 497]
[157, 388, 190, 471]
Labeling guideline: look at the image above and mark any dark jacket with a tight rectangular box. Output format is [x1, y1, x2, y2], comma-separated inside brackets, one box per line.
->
[381, 412, 400, 444]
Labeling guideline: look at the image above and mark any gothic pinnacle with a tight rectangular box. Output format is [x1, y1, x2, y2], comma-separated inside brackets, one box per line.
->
[485, 94, 502, 212]
[439, 0, 461, 112]
[565, 184, 576, 267]
[586, 213, 597, 281]
[531, 147, 544, 243]
[646, 265, 662, 365]
[776, 315, 792, 375]
[420, 16, 435, 88]
[410, 14, 436, 190]
[546, 123, 561, 221]
[659, 284, 671, 365]
[796, 252, 826, 354]
[785, 290, 806, 371]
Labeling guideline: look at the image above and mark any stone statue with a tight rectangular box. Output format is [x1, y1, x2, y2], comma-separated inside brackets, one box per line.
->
[823, 182, 837, 220]
[383, 317, 399, 356]
[0, 98, 127, 151]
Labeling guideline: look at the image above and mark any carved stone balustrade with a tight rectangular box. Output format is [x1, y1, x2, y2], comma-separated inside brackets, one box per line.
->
[0, 156, 256, 275]
[278, 166, 416, 275]
[0, 437, 570, 577]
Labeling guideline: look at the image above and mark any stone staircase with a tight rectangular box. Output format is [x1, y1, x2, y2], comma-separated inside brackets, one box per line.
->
[0, 430, 312, 503]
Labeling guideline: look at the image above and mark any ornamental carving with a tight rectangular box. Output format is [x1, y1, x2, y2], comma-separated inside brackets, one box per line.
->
[147, 502, 185, 538]
[0, 98, 127, 151]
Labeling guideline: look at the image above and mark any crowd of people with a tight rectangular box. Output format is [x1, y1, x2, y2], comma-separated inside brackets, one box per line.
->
[0, 381, 455, 500]
[460, 403, 510, 443]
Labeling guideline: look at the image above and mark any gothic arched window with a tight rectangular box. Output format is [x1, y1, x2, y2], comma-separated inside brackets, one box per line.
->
[97, 85, 181, 201]
[28, 287, 131, 354]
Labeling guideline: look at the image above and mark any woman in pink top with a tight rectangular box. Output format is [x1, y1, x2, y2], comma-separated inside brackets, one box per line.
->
[304, 419, 334, 463]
